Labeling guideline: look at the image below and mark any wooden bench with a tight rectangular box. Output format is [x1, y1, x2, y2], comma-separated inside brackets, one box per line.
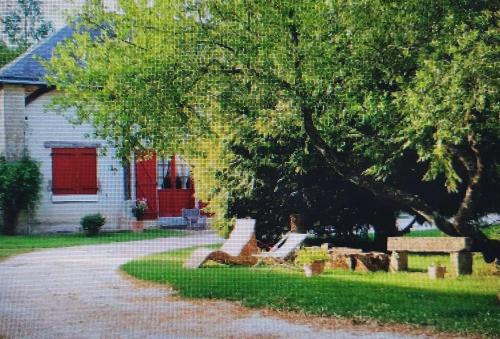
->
[387, 237, 472, 276]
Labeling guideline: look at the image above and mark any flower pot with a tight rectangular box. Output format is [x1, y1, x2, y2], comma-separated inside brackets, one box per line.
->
[303, 261, 326, 277]
[132, 220, 144, 233]
[428, 265, 446, 279]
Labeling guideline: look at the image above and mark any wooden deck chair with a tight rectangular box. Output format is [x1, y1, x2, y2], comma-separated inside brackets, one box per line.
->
[184, 219, 258, 268]
[253, 232, 308, 264]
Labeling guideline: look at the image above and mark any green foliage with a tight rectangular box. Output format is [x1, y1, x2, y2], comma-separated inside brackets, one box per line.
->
[294, 247, 329, 265]
[122, 248, 500, 337]
[45, 1, 500, 236]
[80, 213, 106, 236]
[401, 10, 499, 192]
[0, 42, 23, 68]
[131, 198, 148, 220]
[406, 224, 500, 239]
[0, 156, 41, 235]
[1, 0, 53, 48]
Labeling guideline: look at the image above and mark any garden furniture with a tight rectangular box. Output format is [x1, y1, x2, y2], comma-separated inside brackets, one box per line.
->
[387, 237, 472, 276]
[181, 208, 206, 230]
[253, 232, 308, 264]
[184, 218, 258, 268]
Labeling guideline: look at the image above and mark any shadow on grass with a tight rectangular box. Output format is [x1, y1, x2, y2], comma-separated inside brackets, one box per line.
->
[122, 248, 500, 337]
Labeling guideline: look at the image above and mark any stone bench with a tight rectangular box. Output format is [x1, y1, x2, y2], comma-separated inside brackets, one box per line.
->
[387, 237, 472, 276]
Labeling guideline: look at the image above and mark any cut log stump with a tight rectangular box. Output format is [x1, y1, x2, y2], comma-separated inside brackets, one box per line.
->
[328, 249, 389, 272]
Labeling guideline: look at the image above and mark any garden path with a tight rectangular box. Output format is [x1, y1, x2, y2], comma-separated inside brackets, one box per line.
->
[0, 231, 430, 339]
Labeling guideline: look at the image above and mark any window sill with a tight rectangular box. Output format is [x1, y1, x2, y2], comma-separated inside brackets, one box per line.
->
[52, 194, 99, 203]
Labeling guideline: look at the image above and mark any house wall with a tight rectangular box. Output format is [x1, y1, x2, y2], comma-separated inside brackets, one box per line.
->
[24, 90, 129, 233]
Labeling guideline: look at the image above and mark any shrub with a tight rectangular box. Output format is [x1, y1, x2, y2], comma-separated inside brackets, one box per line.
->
[0, 155, 41, 235]
[295, 247, 329, 266]
[80, 214, 106, 236]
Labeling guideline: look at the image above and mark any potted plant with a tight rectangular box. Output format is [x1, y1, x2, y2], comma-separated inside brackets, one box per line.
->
[80, 214, 106, 237]
[131, 198, 148, 232]
[428, 262, 446, 279]
[295, 247, 329, 277]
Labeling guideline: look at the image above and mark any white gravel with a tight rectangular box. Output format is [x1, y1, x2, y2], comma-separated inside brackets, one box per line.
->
[0, 231, 429, 339]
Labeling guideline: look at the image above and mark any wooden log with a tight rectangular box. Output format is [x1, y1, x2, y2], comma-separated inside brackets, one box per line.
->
[329, 252, 389, 272]
[331, 247, 363, 254]
[328, 253, 354, 270]
[353, 253, 389, 272]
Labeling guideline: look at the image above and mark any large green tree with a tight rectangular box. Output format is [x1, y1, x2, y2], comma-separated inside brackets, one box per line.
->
[45, 0, 499, 261]
[2, 0, 53, 48]
[214, 110, 400, 248]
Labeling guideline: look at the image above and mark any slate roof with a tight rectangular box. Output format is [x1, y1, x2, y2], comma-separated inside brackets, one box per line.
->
[0, 26, 75, 85]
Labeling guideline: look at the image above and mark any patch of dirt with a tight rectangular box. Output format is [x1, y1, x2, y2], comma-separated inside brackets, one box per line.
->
[118, 270, 177, 292]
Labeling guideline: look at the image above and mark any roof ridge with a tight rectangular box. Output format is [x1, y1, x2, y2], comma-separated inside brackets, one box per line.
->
[0, 28, 61, 75]
[0, 26, 74, 85]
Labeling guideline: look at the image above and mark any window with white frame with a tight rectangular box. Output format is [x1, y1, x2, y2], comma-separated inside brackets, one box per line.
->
[156, 155, 192, 189]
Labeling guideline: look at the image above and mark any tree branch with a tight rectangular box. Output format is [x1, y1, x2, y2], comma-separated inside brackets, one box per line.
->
[286, 8, 499, 262]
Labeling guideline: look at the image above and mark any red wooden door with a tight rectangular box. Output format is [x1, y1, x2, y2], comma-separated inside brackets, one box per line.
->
[135, 153, 197, 219]
[135, 154, 158, 220]
[157, 155, 195, 217]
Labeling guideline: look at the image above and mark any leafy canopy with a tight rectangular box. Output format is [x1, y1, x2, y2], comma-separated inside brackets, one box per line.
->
[0, 156, 41, 235]
[45, 1, 499, 233]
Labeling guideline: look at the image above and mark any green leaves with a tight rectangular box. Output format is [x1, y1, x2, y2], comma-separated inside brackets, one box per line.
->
[401, 9, 499, 191]
[0, 156, 42, 235]
[45, 0, 500, 232]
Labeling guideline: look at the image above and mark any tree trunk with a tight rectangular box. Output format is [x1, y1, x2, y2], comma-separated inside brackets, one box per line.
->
[286, 11, 498, 262]
[301, 107, 499, 262]
[372, 213, 399, 251]
[290, 213, 307, 233]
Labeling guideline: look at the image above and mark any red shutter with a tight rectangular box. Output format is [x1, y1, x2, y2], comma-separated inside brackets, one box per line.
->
[77, 148, 98, 194]
[52, 148, 77, 194]
[52, 148, 97, 195]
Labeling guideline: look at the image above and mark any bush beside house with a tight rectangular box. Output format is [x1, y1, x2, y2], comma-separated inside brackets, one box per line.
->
[0, 155, 41, 235]
[80, 213, 106, 236]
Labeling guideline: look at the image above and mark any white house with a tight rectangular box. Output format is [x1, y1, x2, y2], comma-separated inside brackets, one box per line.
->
[0, 26, 199, 233]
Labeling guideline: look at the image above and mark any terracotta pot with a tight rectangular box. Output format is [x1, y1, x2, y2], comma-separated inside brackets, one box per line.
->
[428, 265, 446, 279]
[133, 220, 144, 233]
[303, 261, 326, 277]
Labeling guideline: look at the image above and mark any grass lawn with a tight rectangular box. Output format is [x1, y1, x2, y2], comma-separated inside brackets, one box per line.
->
[0, 229, 186, 261]
[122, 225, 500, 337]
[405, 225, 500, 239]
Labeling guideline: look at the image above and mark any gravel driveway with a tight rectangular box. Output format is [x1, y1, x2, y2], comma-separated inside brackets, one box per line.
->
[0, 232, 430, 339]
